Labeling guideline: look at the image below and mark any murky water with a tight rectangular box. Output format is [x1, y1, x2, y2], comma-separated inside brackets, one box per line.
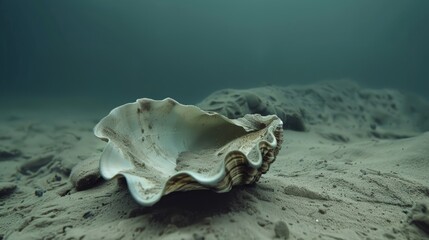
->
[1, 0, 428, 107]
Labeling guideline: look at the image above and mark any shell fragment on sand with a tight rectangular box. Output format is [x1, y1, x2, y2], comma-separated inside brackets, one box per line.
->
[94, 98, 283, 206]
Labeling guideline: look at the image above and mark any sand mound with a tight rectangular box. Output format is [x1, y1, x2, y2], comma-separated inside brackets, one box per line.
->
[198, 80, 429, 141]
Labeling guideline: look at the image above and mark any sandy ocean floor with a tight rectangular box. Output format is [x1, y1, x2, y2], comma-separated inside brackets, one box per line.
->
[1, 81, 429, 240]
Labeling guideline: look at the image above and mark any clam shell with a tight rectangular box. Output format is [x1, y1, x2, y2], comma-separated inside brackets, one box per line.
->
[94, 98, 283, 206]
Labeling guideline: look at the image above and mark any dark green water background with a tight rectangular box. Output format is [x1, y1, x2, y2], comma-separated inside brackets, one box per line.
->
[1, 0, 428, 106]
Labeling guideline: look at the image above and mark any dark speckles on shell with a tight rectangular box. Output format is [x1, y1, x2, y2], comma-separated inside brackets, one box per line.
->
[139, 101, 152, 112]
[162, 98, 178, 113]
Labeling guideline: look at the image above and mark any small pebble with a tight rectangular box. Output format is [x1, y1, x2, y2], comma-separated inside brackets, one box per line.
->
[257, 220, 267, 227]
[274, 220, 290, 239]
[70, 157, 101, 191]
[318, 208, 327, 214]
[35, 189, 44, 197]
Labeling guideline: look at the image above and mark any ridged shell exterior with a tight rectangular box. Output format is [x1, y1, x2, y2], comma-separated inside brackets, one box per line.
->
[94, 98, 283, 206]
